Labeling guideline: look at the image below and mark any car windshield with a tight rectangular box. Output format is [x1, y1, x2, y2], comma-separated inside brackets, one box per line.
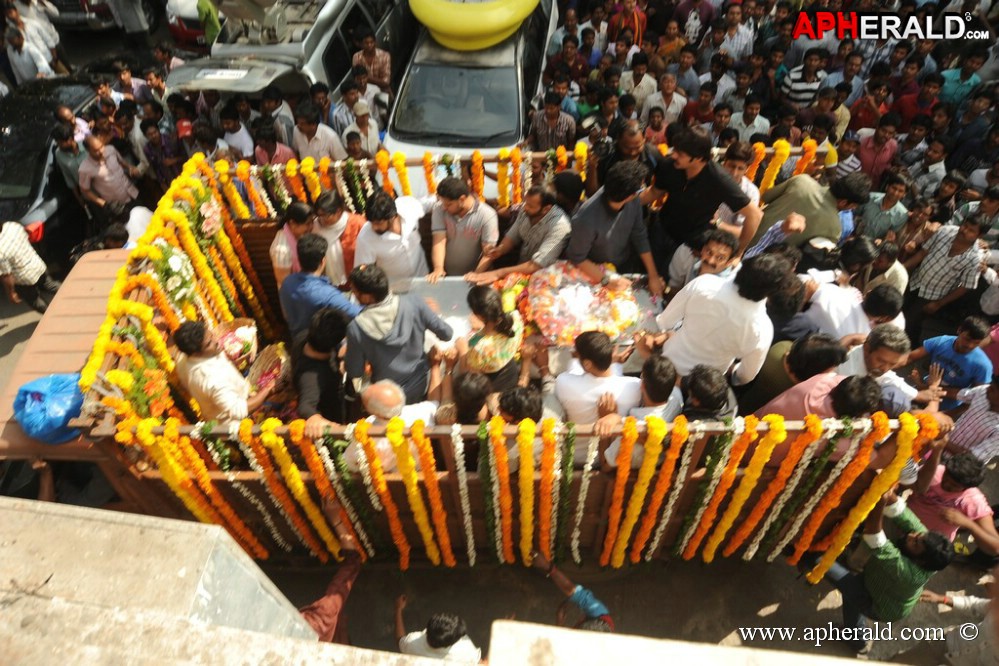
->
[0, 152, 35, 199]
[392, 63, 520, 147]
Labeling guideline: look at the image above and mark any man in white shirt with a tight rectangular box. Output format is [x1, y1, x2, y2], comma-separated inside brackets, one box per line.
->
[837, 323, 942, 414]
[5, 26, 51, 84]
[729, 95, 770, 141]
[354, 191, 429, 290]
[174, 321, 274, 423]
[395, 595, 481, 662]
[554, 331, 642, 424]
[293, 101, 347, 161]
[220, 105, 255, 161]
[652, 254, 788, 385]
[802, 282, 904, 339]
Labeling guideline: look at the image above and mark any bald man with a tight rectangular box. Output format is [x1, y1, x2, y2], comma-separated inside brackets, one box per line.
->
[343, 380, 438, 473]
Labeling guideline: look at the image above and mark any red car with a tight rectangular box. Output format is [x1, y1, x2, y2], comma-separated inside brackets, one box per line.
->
[165, 0, 215, 50]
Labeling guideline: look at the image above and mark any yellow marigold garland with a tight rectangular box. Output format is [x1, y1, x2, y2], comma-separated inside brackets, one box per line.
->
[236, 160, 268, 218]
[683, 416, 759, 560]
[316, 157, 333, 190]
[488, 416, 516, 564]
[806, 413, 920, 584]
[611, 415, 668, 568]
[600, 416, 638, 566]
[510, 147, 523, 204]
[412, 420, 456, 567]
[355, 419, 411, 569]
[516, 418, 536, 566]
[630, 415, 688, 563]
[215, 160, 250, 219]
[284, 159, 308, 202]
[538, 418, 557, 560]
[391, 152, 412, 196]
[158, 208, 232, 321]
[300, 157, 323, 202]
[496, 148, 510, 209]
[213, 220, 275, 339]
[574, 141, 587, 181]
[422, 152, 437, 195]
[703, 415, 787, 563]
[723, 414, 823, 557]
[788, 412, 890, 565]
[745, 141, 767, 182]
[375, 150, 393, 194]
[759, 139, 791, 195]
[387, 417, 441, 565]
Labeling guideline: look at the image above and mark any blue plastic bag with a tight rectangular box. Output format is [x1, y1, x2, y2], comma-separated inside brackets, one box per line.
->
[13, 373, 84, 444]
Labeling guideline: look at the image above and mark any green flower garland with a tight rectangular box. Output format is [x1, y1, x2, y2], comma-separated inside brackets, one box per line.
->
[555, 423, 575, 563]
[671, 431, 733, 558]
[325, 436, 387, 554]
[478, 421, 501, 562]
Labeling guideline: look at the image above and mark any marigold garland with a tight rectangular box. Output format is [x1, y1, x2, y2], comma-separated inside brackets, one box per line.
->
[355, 419, 411, 569]
[793, 139, 819, 176]
[283, 159, 307, 202]
[391, 152, 412, 196]
[745, 142, 767, 182]
[725, 414, 822, 558]
[466, 150, 482, 199]
[375, 150, 393, 194]
[496, 148, 510, 209]
[422, 152, 437, 195]
[214, 222, 275, 339]
[236, 161, 268, 218]
[574, 141, 587, 181]
[159, 208, 232, 321]
[759, 139, 791, 195]
[316, 157, 332, 190]
[510, 147, 523, 204]
[386, 417, 440, 565]
[300, 157, 323, 202]
[538, 418, 557, 560]
[912, 413, 940, 461]
[412, 421, 456, 567]
[611, 416, 668, 568]
[703, 415, 787, 563]
[516, 418, 536, 566]
[555, 146, 568, 173]
[683, 416, 759, 560]
[806, 413, 920, 584]
[629, 416, 687, 562]
[600, 416, 638, 566]
[216, 161, 251, 219]
[788, 412, 889, 565]
[488, 416, 516, 564]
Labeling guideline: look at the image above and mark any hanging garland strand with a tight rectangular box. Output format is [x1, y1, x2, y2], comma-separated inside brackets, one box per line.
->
[554, 423, 574, 562]
[630, 416, 687, 563]
[538, 418, 557, 561]
[355, 419, 410, 569]
[599, 416, 639, 566]
[387, 417, 440, 565]
[451, 424, 476, 566]
[489, 416, 516, 564]
[412, 421, 457, 567]
[517, 418, 537, 566]
[610, 416, 668, 568]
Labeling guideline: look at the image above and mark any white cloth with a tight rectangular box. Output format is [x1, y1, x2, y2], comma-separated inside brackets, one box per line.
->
[657, 274, 773, 385]
[223, 123, 255, 161]
[603, 389, 684, 468]
[342, 119, 381, 156]
[126, 206, 153, 246]
[716, 175, 760, 227]
[802, 283, 871, 338]
[554, 365, 642, 425]
[837, 344, 918, 403]
[177, 353, 250, 423]
[399, 631, 481, 662]
[293, 123, 347, 161]
[314, 212, 349, 286]
[7, 42, 52, 84]
[269, 229, 294, 272]
[354, 196, 429, 290]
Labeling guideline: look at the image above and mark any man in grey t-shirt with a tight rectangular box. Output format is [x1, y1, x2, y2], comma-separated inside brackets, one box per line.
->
[564, 161, 666, 296]
[428, 177, 499, 281]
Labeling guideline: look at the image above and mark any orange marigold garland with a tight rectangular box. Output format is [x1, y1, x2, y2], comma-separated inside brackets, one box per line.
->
[724, 414, 823, 558]
[356, 419, 411, 569]
[793, 138, 819, 176]
[745, 142, 767, 182]
[375, 150, 393, 194]
[630, 415, 688, 563]
[788, 412, 890, 565]
[423, 152, 437, 195]
[470, 150, 485, 199]
[555, 146, 568, 172]
[388, 417, 440, 565]
[912, 412, 940, 461]
[237, 161, 268, 218]
[682, 416, 759, 560]
[510, 147, 523, 204]
[488, 415, 516, 564]
[611, 415, 668, 568]
[412, 420, 456, 567]
[538, 418, 557, 560]
[599, 416, 639, 566]
[284, 159, 308, 202]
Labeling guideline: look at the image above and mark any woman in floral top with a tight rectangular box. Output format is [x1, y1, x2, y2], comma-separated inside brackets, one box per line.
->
[457, 286, 524, 392]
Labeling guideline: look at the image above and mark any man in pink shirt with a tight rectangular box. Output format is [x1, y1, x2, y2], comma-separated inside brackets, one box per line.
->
[254, 122, 297, 166]
[857, 113, 900, 185]
[909, 442, 998, 554]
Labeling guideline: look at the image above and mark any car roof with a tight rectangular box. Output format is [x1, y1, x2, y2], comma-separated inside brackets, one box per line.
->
[0, 79, 94, 154]
[413, 31, 518, 67]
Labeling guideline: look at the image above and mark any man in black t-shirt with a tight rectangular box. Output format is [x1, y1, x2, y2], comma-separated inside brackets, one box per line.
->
[641, 126, 762, 273]
[294, 307, 352, 438]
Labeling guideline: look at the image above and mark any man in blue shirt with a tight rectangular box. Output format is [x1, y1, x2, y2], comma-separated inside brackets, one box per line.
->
[938, 50, 987, 108]
[532, 550, 615, 632]
[908, 316, 993, 410]
[279, 233, 361, 337]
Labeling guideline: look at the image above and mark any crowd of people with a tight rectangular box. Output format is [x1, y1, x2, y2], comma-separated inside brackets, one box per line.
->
[5, 0, 999, 659]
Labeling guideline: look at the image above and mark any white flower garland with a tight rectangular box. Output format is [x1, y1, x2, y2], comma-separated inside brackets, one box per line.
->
[269, 165, 292, 211]
[347, 424, 382, 511]
[231, 428, 309, 549]
[741, 420, 839, 561]
[314, 439, 375, 557]
[333, 160, 357, 213]
[359, 159, 375, 196]
[250, 166, 277, 218]
[451, 424, 476, 566]
[675, 418, 744, 556]
[550, 421, 565, 553]
[523, 151, 533, 192]
[766, 420, 871, 562]
[200, 428, 294, 553]
[645, 421, 700, 561]
[487, 426, 504, 563]
[570, 434, 600, 565]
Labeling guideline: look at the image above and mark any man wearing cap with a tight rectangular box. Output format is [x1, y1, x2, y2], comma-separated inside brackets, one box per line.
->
[342, 99, 382, 156]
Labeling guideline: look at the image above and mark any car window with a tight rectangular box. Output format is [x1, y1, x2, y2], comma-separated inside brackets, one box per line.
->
[392, 63, 520, 147]
[360, 0, 394, 25]
[522, 8, 547, 105]
[340, 4, 375, 54]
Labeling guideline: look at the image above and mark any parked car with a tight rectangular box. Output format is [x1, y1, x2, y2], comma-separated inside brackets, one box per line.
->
[0, 78, 95, 267]
[382, 0, 557, 196]
[48, 0, 164, 33]
[165, 0, 223, 50]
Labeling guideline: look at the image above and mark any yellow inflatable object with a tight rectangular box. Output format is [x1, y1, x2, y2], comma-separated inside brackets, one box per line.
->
[410, 0, 541, 51]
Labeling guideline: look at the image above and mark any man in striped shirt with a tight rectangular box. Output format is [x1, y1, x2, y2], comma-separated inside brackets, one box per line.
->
[947, 379, 999, 463]
[780, 47, 827, 109]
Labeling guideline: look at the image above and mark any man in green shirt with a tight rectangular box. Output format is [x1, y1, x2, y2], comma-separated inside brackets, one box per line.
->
[198, 0, 222, 46]
[805, 489, 953, 652]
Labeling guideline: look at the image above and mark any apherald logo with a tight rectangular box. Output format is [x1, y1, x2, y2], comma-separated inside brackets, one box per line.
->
[792, 12, 985, 41]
